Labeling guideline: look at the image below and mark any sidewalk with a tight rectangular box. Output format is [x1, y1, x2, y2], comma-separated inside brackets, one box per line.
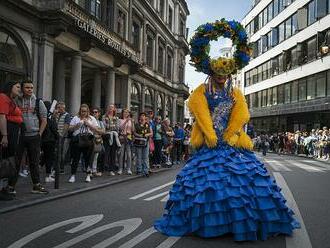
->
[0, 165, 173, 214]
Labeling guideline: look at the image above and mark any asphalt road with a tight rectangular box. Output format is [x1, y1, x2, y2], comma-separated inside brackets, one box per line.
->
[0, 153, 329, 248]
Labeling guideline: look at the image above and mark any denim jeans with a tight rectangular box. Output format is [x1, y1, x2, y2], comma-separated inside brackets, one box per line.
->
[119, 142, 132, 172]
[135, 146, 149, 175]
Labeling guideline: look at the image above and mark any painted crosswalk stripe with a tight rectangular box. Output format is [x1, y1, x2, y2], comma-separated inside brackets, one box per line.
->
[298, 160, 330, 170]
[130, 181, 174, 200]
[273, 172, 312, 248]
[144, 191, 169, 201]
[161, 194, 169, 202]
[118, 227, 157, 248]
[284, 160, 326, 172]
[155, 237, 181, 248]
[265, 160, 292, 171]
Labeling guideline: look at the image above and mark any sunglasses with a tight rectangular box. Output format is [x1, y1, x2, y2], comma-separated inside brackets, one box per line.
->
[93, 111, 99, 113]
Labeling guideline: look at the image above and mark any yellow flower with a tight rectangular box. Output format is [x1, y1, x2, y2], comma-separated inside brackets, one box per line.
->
[210, 57, 236, 76]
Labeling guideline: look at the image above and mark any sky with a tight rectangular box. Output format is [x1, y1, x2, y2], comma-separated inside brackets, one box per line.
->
[185, 0, 252, 90]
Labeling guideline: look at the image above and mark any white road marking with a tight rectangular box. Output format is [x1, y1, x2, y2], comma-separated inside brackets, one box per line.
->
[144, 191, 169, 201]
[155, 237, 181, 248]
[118, 227, 157, 248]
[53, 218, 142, 248]
[284, 160, 326, 172]
[273, 172, 313, 248]
[299, 160, 330, 170]
[8, 215, 104, 248]
[264, 159, 292, 171]
[160, 194, 169, 202]
[130, 181, 174, 200]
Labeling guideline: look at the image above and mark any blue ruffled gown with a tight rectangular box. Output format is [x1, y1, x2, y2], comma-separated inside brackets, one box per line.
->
[154, 86, 300, 241]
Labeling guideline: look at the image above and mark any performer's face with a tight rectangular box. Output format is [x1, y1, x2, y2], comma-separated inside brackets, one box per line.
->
[212, 75, 227, 84]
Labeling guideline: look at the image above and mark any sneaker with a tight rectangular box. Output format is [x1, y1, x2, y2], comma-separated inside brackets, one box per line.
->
[0, 190, 14, 201]
[22, 169, 29, 176]
[109, 171, 115, 176]
[68, 175, 76, 183]
[19, 171, 28, 177]
[5, 187, 16, 195]
[45, 176, 55, 183]
[85, 175, 91, 183]
[127, 170, 132, 175]
[145, 173, 149, 178]
[117, 170, 122, 175]
[31, 184, 48, 194]
[94, 172, 103, 177]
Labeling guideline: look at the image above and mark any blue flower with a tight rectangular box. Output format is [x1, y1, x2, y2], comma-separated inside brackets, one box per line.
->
[203, 23, 214, 32]
[223, 31, 231, 38]
[192, 37, 209, 47]
[238, 30, 247, 42]
[238, 52, 250, 64]
[201, 59, 210, 68]
[191, 47, 201, 56]
[228, 21, 238, 30]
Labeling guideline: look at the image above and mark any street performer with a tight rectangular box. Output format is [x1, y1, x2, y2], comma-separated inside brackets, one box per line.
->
[154, 19, 300, 241]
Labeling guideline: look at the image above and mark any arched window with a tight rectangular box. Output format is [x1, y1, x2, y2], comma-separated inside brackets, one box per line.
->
[157, 93, 163, 117]
[145, 87, 153, 109]
[165, 97, 172, 118]
[130, 83, 140, 115]
[0, 28, 27, 85]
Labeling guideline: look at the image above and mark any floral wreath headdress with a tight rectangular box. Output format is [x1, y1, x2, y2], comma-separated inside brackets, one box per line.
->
[189, 19, 252, 77]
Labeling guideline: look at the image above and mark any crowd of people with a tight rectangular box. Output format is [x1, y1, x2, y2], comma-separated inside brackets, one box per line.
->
[253, 127, 330, 159]
[0, 80, 192, 201]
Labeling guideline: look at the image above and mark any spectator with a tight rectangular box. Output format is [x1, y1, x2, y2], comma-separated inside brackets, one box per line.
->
[152, 116, 163, 168]
[162, 118, 174, 166]
[0, 81, 23, 200]
[134, 112, 152, 176]
[55, 101, 71, 174]
[68, 104, 99, 183]
[118, 108, 134, 175]
[103, 104, 120, 176]
[10, 80, 48, 194]
[41, 101, 59, 183]
[172, 122, 184, 164]
[91, 107, 105, 177]
[183, 124, 192, 161]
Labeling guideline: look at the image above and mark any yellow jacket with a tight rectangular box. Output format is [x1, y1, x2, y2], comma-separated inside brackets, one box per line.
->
[188, 84, 253, 150]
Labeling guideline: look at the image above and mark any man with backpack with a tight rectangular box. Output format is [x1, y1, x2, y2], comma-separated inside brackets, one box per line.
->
[6, 80, 48, 195]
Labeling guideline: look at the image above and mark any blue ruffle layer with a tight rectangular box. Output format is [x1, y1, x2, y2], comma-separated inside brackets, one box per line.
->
[154, 144, 300, 241]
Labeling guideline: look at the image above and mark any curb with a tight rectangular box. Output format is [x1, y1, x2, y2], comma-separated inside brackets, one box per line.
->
[0, 167, 171, 215]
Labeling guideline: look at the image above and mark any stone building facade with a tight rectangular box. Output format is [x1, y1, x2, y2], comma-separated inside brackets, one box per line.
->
[0, 0, 190, 123]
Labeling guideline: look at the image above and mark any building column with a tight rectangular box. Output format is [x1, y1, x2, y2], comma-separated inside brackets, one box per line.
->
[154, 36, 158, 70]
[32, 35, 39, 86]
[69, 53, 82, 114]
[141, 84, 145, 112]
[126, 76, 132, 110]
[92, 69, 102, 108]
[153, 90, 158, 114]
[162, 93, 166, 119]
[173, 48, 179, 83]
[105, 68, 115, 107]
[37, 34, 54, 100]
[172, 94, 177, 124]
[174, 3, 180, 35]
[54, 54, 66, 102]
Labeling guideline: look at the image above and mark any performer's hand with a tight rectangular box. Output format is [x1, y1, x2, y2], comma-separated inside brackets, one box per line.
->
[205, 134, 217, 148]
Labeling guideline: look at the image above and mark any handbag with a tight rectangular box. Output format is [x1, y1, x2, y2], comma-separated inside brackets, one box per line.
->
[133, 137, 148, 147]
[0, 149, 17, 179]
[78, 125, 94, 148]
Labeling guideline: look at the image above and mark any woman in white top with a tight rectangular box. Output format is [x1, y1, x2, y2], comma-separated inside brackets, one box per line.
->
[68, 104, 99, 183]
